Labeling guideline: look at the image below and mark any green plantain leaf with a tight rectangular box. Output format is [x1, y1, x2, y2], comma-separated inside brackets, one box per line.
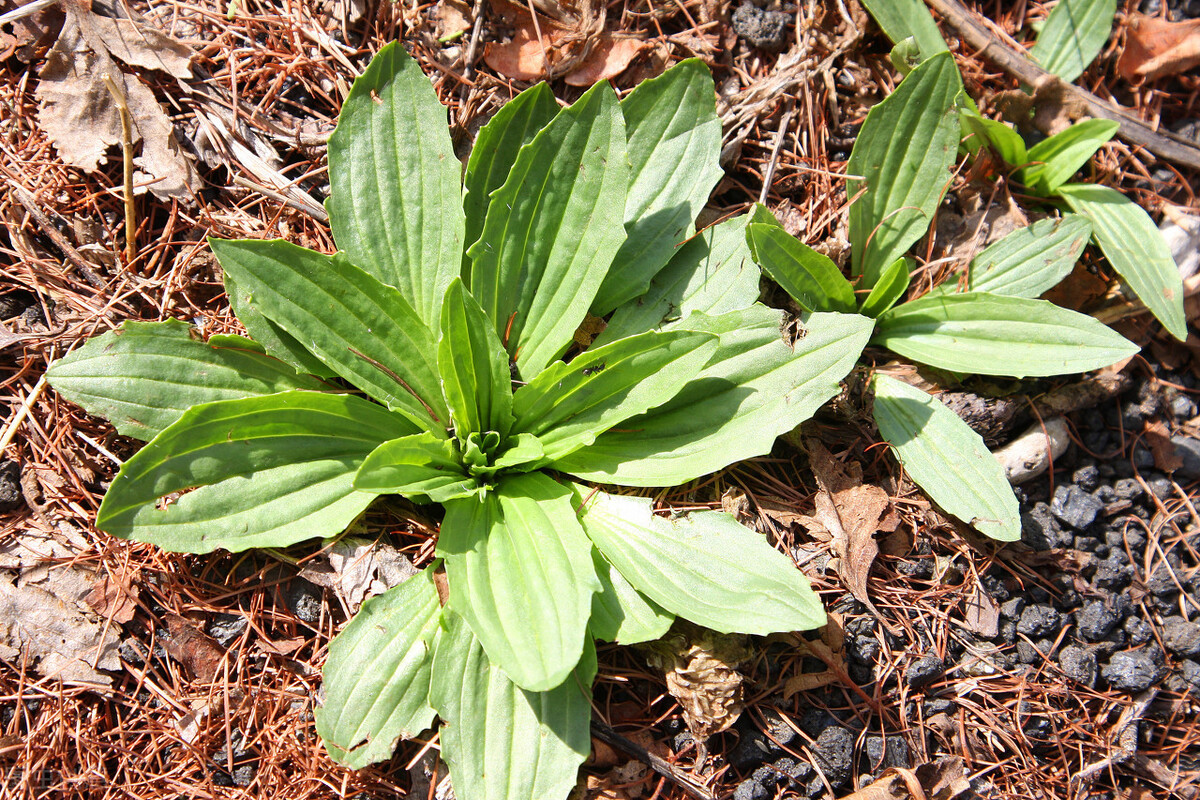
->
[858, 257, 911, 317]
[594, 214, 760, 347]
[1019, 119, 1119, 194]
[592, 59, 724, 314]
[225, 274, 335, 378]
[959, 106, 1027, 167]
[209, 238, 448, 432]
[588, 547, 674, 645]
[97, 391, 414, 553]
[872, 375, 1019, 541]
[576, 488, 826, 633]
[462, 83, 559, 260]
[859, 0, 949, 60]
[959, 215, 1091, 298]
[353, 432, 477, 502]
[511, 330, 718, 463]
[326, 41, 464, 326]
[1029, 0, 1118, 83]
[848, 53, 962, 287]
[430, 613, 594, 800]
[467, 81, 628, 378]
[747, 223, 856, 313]
[555, 307, 872, 486]
[1057, 183, 1187, 341]
[437, 473, 599, 691]
[46, 319, 325, 441]
[873, 292, 1139, 376]
[317, 570, 443, 768]
[439, 279, 515, 440]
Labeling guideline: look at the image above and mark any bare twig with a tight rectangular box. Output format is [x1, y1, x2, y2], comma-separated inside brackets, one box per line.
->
[590, 719, 716, 800]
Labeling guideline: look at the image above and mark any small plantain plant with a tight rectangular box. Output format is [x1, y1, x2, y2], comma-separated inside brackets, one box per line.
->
[48, 44, 872, 798]
[747, 52, 1142, 541]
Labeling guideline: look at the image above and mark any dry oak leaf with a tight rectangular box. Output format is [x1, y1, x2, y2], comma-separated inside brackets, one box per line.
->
[36, 8, 199, 200]
[1118, 13, 1200, 82]
[484, 19, 647, 85]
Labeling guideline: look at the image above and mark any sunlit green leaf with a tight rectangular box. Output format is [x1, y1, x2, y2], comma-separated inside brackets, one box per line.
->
[354, 432, 477, 502]
[873, 292, 1139, 376]
[1029, 0, 1117, 82]
[858, 257, 911, 317]
[46, 319, 325, 441]
[588, 548, 674, 645]
[97, 391, 413, 553]
[859, 0, 949, 60]
[576, 488, 825, 633]
[873, 374, 1019, 540]
[437, 473, 599, 691]
[959, 106, 1027, 166]
[958, 215, 1091, 298]
[317, 570, 443, 768]
[439, 278, 515, 440]
[1057, 183, 1187, 341]
[327, 41, 464, 326]
[1020, 119, 1119, 194]
[747, 223, 856, 313]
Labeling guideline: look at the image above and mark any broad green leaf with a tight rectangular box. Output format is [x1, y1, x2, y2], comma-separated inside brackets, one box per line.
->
[1019, 119, 1119, 194]
[486, 432, 544, 473]
[437, 473, 599, 691]
[848, 53, 962, 287]
[576, 488, 826, 633]
[747, 223, 856, 313]
[225, 274, 335, 378]
[959, 106, 1027, 166]
[430, 613, 594, 800]
[209, 239, 448, 432]
[467, 81, 628, 378]
[555, 307, 873, 486]
[1029, 0, 1117, 82]
[588, 548, 674, 645]
[859, 0, 949, 60]
[462, 83, 558, 259]
[317, 570, 443, 768]
[46, 319, 325, 441]
[594, 214, 760, 347]
[439, 279, 515, 440]
[964, 215, 1092, 297]
[327, 41, 464, 326]
[859, 257, 912, 317]
[592, 59, 724, 314]
[511, 330, 718, 463]
[873, 292, 1139, 376]
[354, 432, 476, 502]
[872, 375, 1019, 540]
[1057, 183, 1187, 341]
[97, 391, 413, 553]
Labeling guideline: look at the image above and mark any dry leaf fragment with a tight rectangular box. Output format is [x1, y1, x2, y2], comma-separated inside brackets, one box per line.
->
[164, 613, 225, 682]
[0, 574, 120, 686]
[642, 627, 749, 739]
[840, 756, 972, 800]
[961, 577, 1000, 639]
[433, 0, 473, 40]
[36, 10, 199, 200]
[85, 574, 138, 623]
[1118, 14, 1200, 82]
[806, 440, 891, 625]
[1143, 418, 1184, 472]
[298, 537, 417, 612]
[76, 10, 193, 79]
[483, 4, 646, 84]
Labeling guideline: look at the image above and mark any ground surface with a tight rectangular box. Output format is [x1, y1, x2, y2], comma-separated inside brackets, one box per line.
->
[1, 0, 1199, 798]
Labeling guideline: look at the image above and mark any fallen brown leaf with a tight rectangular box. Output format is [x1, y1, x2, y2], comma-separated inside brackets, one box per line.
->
[838, 756, 972, 800]
[1118, 13, 1200, 82]
[85, 574, 138, 624]
[1143, 418, 1184, 472]
[961, 577, 1000, 639]
[36, 8, 199, 201]
[433, 0, 473, 41]
[483, 7, 645, 84]
[165, 613, 225, 682]
[807, 440, 891, 625]
[641, 626, 749, 739]
[0, 573, 120, 686]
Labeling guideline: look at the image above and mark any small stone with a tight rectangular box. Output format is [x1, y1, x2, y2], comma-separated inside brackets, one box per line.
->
[1016, 640, 1040, 664]
[923, 697, 955, 715]
[1162, 618, 1200, 658]
[1051, 484, 1102, 530]
[731, 3, 789, 50]
[733, 778, 768, 800]
[1072, 465, 1100, 491]
[1147, 476, 1172, 500]
[0, 461, 20, 513]
[1172, 435, 1200, 480]
[1017, 604, 1062, 638]
[1181, 660, 1200, 693]
[863, 735, 910, 770]
[1101, 650, 1165, 692]
[812, 725, 854, 787]
[1000, 597, 1026, 619]
[1170, 395, 1197, 421]
[1146, 560, 1182, 597]
[1077, 600, 1125, 642]
[905, 654, 944, 689]
[1059, 645, 1097, 686]
[1021, 502, 1065, 550]
[207, 614, 249, 648]
[285, 579, 324, 624]
[1112, 478, 1144, 502]
[1093, 557, 1135, 591]
[1125, 615, 1153, 646]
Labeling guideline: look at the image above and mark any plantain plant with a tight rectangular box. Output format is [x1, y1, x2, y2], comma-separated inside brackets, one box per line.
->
[47, 44, 873, 798]
[748, 52, 1140, 542]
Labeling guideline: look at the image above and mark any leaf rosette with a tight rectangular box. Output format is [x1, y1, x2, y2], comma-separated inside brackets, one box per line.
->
[47, 45, 870, 799]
